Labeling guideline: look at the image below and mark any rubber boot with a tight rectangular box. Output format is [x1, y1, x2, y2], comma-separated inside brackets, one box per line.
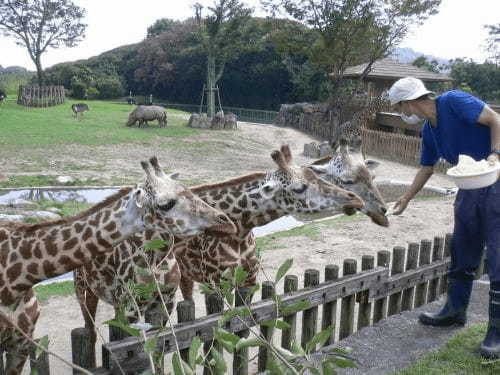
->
[419, 278, 472, 326]
[480, 289, 500, 358]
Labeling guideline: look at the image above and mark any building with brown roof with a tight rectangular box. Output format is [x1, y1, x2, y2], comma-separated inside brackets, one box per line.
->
[340, 57, 453, 97]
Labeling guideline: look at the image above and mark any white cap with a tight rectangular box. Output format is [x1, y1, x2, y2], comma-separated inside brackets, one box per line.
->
[388, 77, 434, 105]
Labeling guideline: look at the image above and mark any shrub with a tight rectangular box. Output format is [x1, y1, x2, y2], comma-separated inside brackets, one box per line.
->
[96, 77, 124, 99]
[70, 77, 87, 99]
[86, 87, 100, 100]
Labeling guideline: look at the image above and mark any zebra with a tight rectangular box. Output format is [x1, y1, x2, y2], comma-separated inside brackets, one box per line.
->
[71, 103, 89, 118]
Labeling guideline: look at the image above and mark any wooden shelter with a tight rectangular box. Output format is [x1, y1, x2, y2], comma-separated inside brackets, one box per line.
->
[341, 58, 453, 97]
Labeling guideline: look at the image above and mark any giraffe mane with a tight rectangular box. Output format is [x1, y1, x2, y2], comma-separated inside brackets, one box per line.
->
[190, 173, 267, 193]
[1, 187, 133, 233]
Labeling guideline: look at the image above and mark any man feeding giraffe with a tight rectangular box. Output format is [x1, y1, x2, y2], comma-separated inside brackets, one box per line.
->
[388, 77, 500, 359]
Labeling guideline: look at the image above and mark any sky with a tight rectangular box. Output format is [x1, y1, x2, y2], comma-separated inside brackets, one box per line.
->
[0, 0, 499, 70]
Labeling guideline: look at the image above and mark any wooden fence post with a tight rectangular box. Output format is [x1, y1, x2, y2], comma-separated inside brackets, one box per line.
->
[357, 255, 375, 330]
[177, 300, 196, 363]
[415, 239, 432, 307]
[71, 328, 95, 373]
[204, 293, 224, 375]
[258, 281, 275, 372]
[339, 259, 357, 340]
[322, 265, 339, 346]
[281, 275, 298, 350]
[233, 287, 253, 375]
[301, 269, 320, 349]
[29, 338, 50, 375]
[402, 242, 419, 311]
[388, 246, 406, 316]
[428, 236, 445, 302]
[373, 251, 391, 324]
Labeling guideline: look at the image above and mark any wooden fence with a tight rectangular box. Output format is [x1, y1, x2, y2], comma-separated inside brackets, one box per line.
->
[17, 85, 65, 107]
[26, 233, 478, 375]
[361, 127, 450, 174]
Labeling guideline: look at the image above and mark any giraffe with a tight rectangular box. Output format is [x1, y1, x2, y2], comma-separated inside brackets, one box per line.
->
[0, 157, 235, 375]
[308, 137, 389, 227]
[330, 95, 391, 155]
[74, 145, 363, 366]
[174, 144, 364, 299]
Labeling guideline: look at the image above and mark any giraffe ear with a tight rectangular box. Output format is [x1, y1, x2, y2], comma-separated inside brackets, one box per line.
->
[133, 188, 148, 208]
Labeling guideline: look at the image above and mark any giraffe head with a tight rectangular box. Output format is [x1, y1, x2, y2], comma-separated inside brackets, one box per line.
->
[308, 137, 389, 227]
[256, 145, 364, 214]
[133, 156, 236, 237]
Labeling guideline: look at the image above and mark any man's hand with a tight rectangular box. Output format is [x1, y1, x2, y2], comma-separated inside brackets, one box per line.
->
[391, 196, 410, 215]
[487, 153, 500, 167]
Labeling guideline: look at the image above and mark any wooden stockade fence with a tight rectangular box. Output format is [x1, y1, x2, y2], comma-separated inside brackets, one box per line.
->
[30, 233, 482, 375]
[361, 127, 450, 174]
[17, 85, 65, 107]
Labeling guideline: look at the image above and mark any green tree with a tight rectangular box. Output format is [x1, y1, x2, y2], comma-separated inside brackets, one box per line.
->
[484, 23, 500, 67]
[262, 0, 442, 94]
[0, 0, 87, 86]
[146, 18, 179, 38]
[194, 0, 252, 117]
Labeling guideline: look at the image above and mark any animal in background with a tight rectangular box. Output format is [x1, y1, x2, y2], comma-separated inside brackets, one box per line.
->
[71, 103, 89, 118]
[127, 97, 136, 105]
[0, 88, 6, 104]
[126, 105, 167, 128]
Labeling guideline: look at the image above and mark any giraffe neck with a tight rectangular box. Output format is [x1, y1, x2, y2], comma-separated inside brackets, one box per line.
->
[192, 173, 285, 230]
[0, 188, 146, 294]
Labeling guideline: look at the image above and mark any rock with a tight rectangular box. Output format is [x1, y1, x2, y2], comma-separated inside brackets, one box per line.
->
[224, 113, 238, 130]
[57, 176, 75, 184]
[188, 113, 211, 129]
[0, 199, 38, 210]
[319, 142, 332, 157]
[22, 211, 61, 220]
[303, 142, 320, 158]
[211, 111, 226, 130]
[0, 214, 24, 222]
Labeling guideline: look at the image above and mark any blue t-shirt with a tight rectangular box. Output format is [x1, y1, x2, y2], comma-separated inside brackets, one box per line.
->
[420, 90, 490, 166]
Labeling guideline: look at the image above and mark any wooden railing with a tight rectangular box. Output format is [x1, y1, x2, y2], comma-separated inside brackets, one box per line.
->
[71, 233, 487, 375]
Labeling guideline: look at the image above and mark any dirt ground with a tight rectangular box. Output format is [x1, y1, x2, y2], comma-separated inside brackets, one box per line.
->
[18, 117, 458, 374]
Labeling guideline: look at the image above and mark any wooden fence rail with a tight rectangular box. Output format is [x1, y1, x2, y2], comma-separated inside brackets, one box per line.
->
[77, 233, 485, 375]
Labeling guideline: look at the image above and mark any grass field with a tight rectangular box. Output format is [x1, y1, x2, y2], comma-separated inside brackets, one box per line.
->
[0, 98, 197, 150]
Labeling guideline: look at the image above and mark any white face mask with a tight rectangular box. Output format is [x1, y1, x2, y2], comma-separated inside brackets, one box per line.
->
[401, 113, 423, 125]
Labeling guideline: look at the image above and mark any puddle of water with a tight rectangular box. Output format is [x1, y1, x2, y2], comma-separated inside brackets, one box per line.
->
[0, 188, 118, 204]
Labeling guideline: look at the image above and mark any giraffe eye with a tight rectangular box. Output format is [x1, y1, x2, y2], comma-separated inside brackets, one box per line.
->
[158, 200, 176, 211]
[292, 184, 308, 194]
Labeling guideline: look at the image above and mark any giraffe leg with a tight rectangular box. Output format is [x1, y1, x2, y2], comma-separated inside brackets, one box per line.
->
[179, 275, 194, 301]
[75, 281, 99, 369]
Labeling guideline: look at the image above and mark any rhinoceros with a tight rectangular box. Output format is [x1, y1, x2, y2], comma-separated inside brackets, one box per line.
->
[126, 105, 167, 128]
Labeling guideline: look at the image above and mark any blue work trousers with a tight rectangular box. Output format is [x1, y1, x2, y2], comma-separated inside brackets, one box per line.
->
[450, 179, 500, 285]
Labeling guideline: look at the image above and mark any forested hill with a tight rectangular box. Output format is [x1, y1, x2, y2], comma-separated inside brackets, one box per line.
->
[40, 17, 500, 109]
[43, 18, 325, 111]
